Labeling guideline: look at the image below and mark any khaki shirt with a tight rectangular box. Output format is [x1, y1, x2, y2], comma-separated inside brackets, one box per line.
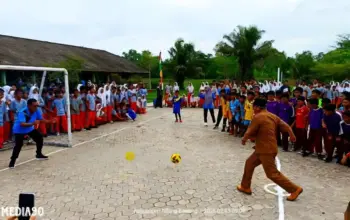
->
[243, 110, 293, 154]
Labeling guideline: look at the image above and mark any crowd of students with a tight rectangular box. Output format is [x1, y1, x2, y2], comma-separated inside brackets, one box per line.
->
[168, 79, 350, 167]
[0, 81, 148, 149]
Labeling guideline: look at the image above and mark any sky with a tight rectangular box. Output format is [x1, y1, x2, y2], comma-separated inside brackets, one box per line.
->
[1, 0, 349, 58]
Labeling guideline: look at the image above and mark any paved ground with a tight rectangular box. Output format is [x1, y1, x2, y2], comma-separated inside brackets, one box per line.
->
[0, 108, 349, 220]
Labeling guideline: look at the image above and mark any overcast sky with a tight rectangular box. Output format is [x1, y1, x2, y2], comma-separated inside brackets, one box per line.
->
[1, 0, 349, 58]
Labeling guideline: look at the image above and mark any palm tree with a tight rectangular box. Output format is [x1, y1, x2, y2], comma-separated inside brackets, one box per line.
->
[215, 25, 274, 80]
[168, 39, 197, 89]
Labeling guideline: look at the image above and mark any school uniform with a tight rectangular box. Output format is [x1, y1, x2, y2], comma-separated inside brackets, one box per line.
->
[126, 108, 137, 121]
[105, 91, 113, 122]
[44, 94, 54, 133]
[243, 100, 254, 126]
[129, 90, 137, 112]
[87, 93, 96, 127]
[79, 94, 88, 129]
[323, 113, 342, 161]
[9, 99, 27, 122]
[37, 97, 47, 136]
[294, 105, 309, 151]
[278, 102, 294, 151]
[339, 121, 350, 163]
[307, 108, 324, 154]
[172, 96, 182, 114]
[267, 100, 279, 116]
[70, 97, 82, 131]
[0, 100, 7, 148]
[52, 98, 67, 133]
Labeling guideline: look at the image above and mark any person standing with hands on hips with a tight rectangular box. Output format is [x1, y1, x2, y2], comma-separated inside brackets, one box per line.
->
[9, 98, 56, 169]
[237, 98, 303, 201]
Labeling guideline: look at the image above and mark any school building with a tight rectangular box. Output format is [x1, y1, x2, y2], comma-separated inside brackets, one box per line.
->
[0, 34, 148, 86]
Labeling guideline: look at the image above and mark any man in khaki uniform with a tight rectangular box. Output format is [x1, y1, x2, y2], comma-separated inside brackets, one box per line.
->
[237, 98, 303, 201]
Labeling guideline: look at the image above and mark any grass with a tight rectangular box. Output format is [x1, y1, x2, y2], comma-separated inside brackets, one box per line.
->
[144, 79, 215, 103]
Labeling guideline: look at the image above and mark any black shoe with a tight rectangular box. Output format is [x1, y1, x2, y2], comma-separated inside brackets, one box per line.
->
[86, 127, 91, 130]
[317, 154, 325, 160]
[221, 126, 226, 132]
[324, 158, 332, 163]
[36, 154, 49, 160]
[9, 160, 15, 169]
[302, 151, 311, 157]
[213, 126, 218, 130]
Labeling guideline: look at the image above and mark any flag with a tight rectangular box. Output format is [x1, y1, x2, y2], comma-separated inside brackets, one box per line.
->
[159, 52, 163, 83]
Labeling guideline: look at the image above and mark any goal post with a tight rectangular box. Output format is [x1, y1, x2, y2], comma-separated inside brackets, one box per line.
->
[0, 65, 72, 147]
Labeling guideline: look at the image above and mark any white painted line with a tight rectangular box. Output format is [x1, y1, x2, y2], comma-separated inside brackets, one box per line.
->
[0, 114, 165, 173]
[275, 156, 285, 220]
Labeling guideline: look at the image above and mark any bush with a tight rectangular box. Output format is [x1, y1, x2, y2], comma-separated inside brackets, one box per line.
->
[110, 74, 123, 84]
[128, 75, 143, 84]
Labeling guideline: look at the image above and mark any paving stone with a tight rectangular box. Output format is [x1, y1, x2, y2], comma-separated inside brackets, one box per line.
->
[0, 108, 348, 220]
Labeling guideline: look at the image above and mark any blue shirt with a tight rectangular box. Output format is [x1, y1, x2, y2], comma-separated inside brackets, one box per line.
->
[79, 94, 87, 112]
[38, 97, 45, 114]
[10, 99, 27, 121]
[13, 107, 43, 134]
[127, 108, 137, 120]
[323, 113, 342, 135]
[52, 98, 66, 116]
[87, 94, 96, 111]
[0, 101, 7, 126]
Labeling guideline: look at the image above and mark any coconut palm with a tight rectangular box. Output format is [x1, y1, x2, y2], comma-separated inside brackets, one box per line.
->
[215, 25, 274, 80]
[168, 39, 197, 89]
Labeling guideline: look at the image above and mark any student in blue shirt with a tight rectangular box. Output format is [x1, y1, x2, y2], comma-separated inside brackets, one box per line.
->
[126, 104, 137, 121]
[86, 87, 97, 129]
[9, 98, 55, 168]
[51, 91, 67, 135]
[0, 88, 8, 149]
[9, 89, 27, 122]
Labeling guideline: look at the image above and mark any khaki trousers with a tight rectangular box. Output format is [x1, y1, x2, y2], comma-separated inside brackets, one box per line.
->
[241, 152, 299, 193]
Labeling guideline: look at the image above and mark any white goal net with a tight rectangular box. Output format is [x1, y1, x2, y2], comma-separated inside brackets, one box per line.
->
[0, 65, 72, 148]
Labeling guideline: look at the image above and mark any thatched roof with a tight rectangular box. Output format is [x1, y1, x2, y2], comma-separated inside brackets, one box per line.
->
[0, 35, 147, 74]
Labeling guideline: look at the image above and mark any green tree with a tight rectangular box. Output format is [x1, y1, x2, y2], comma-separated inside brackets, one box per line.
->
[45, 55, 84, 88]
[292, 51, 315, 80]
[215, 25, 274, 80]
[122, 49, 142, 62]
[168, 38, 198, 89]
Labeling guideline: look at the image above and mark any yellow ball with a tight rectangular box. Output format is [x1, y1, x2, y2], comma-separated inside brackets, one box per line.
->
[125, 152, 135, 161]
[171, 153, 181, 164]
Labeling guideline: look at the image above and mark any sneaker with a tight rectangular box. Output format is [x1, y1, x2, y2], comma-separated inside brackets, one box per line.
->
[36, 154, 49, 160]
[56, 133, 60, 136]
[180, 120, 183, 123]
[9, 160, 15, 169]
[204, 123, 208, 127]
[175, 119, 179, 123]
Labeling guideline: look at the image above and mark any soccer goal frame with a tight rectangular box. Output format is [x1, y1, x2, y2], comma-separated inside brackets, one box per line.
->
[0, 65, 72, 147]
